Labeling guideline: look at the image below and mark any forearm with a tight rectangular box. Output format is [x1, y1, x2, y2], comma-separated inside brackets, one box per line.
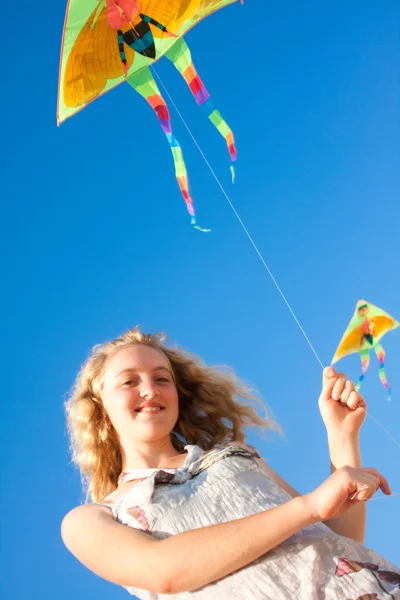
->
[158, 495, 316, 593]
[63, 499, 317, 595]
[323, 434, 366, 542]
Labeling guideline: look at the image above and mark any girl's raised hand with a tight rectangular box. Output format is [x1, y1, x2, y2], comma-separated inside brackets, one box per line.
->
[318, 367, 367, 437]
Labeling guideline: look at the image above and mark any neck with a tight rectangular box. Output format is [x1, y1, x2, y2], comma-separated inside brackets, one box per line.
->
[119, 436, 186, 471]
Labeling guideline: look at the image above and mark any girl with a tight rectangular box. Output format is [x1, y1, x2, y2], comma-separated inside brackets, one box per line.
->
[62, 327, 400, 599]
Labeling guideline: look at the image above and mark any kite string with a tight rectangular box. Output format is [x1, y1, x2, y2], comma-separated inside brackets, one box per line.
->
[116, 3, 322, 369]
[150, 64, 400, 454]
[370, 493, 400, 502]
[151, 67, 324, 368]
[365, 411, 400, 450]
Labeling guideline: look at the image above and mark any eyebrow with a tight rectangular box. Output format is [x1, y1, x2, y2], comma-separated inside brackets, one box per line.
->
[114, 366, 173, 380]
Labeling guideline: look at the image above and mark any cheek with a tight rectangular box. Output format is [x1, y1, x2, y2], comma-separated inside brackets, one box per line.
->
[103, 390, 136, 416]
[172, 393, 180, 417]
[162, 388, 179, 418]
[168, 386, 179, 405]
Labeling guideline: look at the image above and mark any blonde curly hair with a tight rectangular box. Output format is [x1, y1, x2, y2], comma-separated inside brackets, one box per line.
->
[65, 326, 279, 502]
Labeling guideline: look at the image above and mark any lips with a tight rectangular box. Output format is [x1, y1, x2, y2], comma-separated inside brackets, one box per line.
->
[135, 402, 165, 413]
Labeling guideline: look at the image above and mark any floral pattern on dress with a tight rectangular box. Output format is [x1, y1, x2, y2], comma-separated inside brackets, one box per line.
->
[127, 506, 150, 531]
[337, 557, 400, 599]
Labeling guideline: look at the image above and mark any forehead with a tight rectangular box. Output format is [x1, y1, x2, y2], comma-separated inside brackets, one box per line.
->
[104, 344, 170, 377]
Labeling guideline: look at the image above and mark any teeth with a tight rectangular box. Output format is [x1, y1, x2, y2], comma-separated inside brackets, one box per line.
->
[139, 407, 162, 412]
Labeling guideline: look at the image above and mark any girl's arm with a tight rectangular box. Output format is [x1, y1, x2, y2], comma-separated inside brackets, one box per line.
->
[62, 497, 315, 594]
[324, 433, 366, 542]
[318, 367, 368, 543]
[61, 464, 388, 595]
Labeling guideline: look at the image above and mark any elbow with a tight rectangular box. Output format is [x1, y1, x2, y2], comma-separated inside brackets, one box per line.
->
[155, 571, 174, 595]
[121, 570, 179, 595]
[157, 570, 201, 595]
[158, 581, 176, 595]
[161, 578, 208, 595]
[149, 545, 193, 594]
[157, 579, 179, 595]
[149, 541, 208, 594]
[158, 575, 185, 595]
[146, 562, 182, 595]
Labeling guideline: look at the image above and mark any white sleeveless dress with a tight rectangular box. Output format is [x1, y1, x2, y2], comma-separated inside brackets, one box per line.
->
[98, 444, 400, 599]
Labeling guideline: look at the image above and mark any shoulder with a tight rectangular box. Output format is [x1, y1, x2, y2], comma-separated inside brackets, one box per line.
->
[227, 442, 300, 498]
[62, 502, 111, 523]
[192, 442, 261, 472]
[61, 503, 112, 546]
[60, 502, 164, 592]
[226, 441, 261, 456]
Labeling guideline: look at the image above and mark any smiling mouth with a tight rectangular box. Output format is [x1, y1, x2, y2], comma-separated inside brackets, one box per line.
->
[135, 406, 165, 413]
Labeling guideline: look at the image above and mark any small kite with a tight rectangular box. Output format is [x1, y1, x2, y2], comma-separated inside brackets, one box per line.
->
[332, 300, 399, 400]
[57, 0, 241, 231]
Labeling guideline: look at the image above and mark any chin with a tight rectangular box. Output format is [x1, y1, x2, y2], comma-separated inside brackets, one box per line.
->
[134, 423, 175, 441]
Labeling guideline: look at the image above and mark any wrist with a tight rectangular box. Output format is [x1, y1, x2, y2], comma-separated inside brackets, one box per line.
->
[293, 493, 320, 526]
[327, 430, 360, 447]
[327, 433, 362, 470]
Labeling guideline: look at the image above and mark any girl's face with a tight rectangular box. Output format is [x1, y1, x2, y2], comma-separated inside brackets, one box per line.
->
[101, 344, 180, 445]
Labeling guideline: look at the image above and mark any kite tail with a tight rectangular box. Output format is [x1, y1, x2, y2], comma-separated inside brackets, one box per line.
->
[165, 37, 237, 182]
[356, 348, 370, 392]
[126, 68, 210, 232]
[375, 343, 392, 400]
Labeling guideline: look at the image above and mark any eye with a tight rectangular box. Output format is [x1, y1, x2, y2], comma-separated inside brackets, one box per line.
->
[121, 379, 137, 387]
[156, 377, 170, 383]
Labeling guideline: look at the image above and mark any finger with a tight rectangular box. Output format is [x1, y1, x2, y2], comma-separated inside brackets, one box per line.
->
[350, 475, 380, 501]
[350, 484, 369, 501]
[347, 390, 365, 411]
[332, 373, 347, 400]
[362, 468, 392, 495]
[340, 379, 355, 405]
[321, 366, 339, 400]
[378, 477, 392, 495]
[347, 391, 367, 412]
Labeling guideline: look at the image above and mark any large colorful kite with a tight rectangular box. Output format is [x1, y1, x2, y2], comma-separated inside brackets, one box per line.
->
[57, 0, 241, 230]
[332, 300, 399, 400]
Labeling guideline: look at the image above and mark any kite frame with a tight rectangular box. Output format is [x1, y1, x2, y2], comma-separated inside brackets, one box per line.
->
[56, 0, 238, 125]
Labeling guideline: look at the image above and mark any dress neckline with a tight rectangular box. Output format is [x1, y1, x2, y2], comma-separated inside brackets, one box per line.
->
[118, 445, 195, 485]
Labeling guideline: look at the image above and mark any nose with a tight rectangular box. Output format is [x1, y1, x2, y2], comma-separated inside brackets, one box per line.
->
[138, 377, 159, 399]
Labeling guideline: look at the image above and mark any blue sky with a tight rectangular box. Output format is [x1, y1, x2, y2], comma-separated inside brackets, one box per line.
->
[2, 1, 400, 598]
